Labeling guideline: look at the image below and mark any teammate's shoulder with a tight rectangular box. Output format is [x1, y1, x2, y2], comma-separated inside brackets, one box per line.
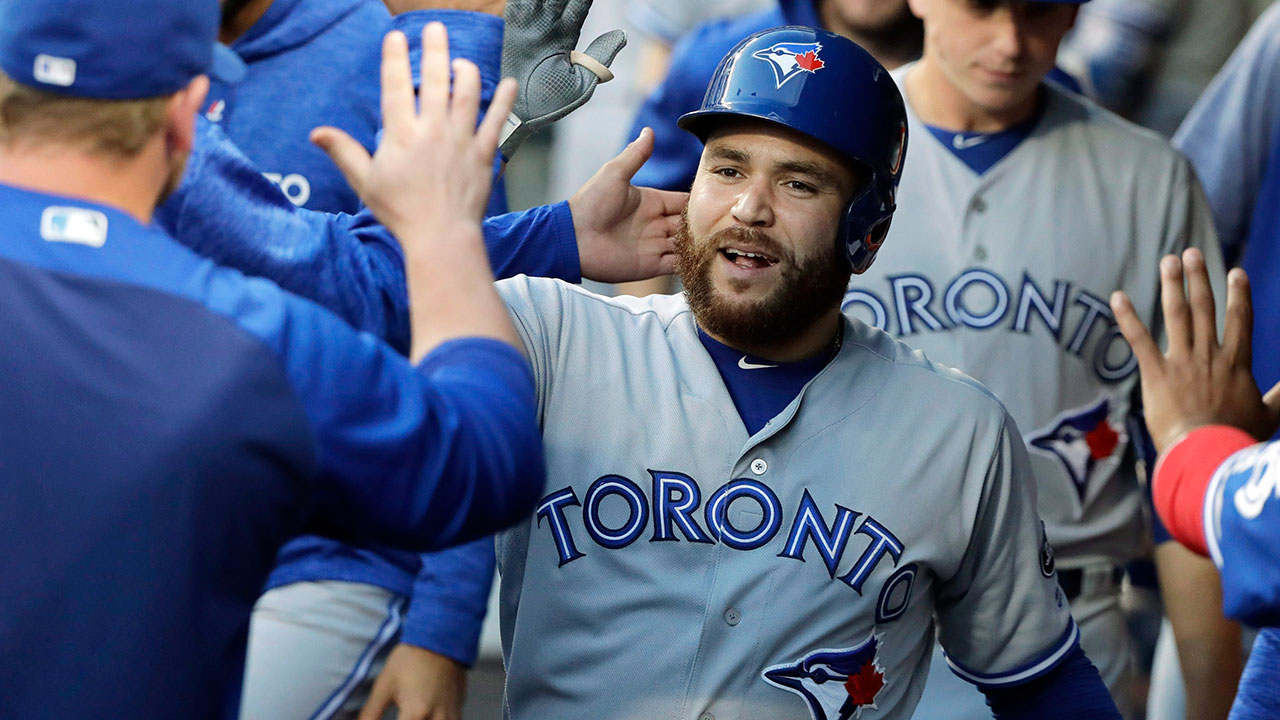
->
[1041, 82, 1184, 159]
[497, 275, 691, 326]
[670, 5, 783, 65]
[841, 317, 1012, 417]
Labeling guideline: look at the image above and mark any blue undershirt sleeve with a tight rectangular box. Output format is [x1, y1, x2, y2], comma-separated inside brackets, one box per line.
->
[399, 537, 497, 665]
[981, 643, 1120, 720]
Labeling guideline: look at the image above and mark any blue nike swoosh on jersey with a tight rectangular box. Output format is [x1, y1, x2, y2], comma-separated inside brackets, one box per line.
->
[739, 356, 778, 370]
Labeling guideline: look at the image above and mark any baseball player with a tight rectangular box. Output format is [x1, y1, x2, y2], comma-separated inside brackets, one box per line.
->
[0, 3, 539, 716]
[192, 24, 1123, 719]
[628, 0, 922, 193]
[153, 4, 681, 716]
[834, 0, 1226, 716]
[1111, 249, 1280, 720]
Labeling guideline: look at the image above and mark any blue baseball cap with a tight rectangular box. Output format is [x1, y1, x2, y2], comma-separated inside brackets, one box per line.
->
[0, 0, 246, 100]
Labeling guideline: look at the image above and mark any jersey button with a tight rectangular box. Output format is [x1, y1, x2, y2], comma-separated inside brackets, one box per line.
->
[699, 713, 715, 720]
[974, 245, 988, 261]
[724, 607, 741, 626]
[750, 458, 768, 475]
[972, 196, 987, 213]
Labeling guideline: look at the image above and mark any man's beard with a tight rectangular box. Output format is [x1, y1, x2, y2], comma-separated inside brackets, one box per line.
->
[674, 208, 851, 349]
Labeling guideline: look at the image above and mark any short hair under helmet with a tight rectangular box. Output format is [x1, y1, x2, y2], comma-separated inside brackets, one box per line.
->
[678, 26, 907, 274]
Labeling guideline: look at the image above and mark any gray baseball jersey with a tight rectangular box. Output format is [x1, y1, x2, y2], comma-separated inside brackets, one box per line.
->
[493, 276, 1074, 720]
[845, 69, 1226, 568]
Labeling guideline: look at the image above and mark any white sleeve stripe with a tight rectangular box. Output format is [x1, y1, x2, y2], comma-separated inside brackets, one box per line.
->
[942, 620, 1079, 687]
[1205, 459, 1232, 569]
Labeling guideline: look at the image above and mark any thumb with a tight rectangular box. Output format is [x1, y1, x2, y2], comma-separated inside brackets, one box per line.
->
[311, 126, 372, 197]
[582, 29, 627, 70]
[1263, 379, 1280, 413]
[609, 127, 654, 181]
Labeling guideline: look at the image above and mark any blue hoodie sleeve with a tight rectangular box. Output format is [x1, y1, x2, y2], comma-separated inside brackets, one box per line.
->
[156, 13, 580, 353]
[981, 643, 1120, 719]
[398, 537, 497, 664]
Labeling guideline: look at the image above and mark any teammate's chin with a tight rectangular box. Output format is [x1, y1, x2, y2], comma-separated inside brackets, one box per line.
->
[675, 210, 851, 349]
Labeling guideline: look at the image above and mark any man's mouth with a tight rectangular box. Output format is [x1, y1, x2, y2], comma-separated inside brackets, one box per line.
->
[721, 247, 779, 270]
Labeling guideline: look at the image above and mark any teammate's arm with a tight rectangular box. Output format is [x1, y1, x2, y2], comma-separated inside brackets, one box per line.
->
[982, 643, 1117, 719]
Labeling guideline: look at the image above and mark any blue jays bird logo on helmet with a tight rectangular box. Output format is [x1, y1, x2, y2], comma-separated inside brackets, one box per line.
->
[752, 41, 826, 89]
[763, 635, 887, 720]
[1026, 396, 1123, 503]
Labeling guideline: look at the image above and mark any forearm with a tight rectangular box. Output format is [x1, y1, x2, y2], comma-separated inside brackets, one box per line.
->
[405, 223, 521, 362]
[1154, 541, 1241, 720]
[983, 644, 1120, 720]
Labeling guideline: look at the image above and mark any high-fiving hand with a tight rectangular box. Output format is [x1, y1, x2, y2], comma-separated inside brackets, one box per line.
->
[312, 22, 524, 362]
[311, 23, 516, 241]
[1111, 248, 1280, 455]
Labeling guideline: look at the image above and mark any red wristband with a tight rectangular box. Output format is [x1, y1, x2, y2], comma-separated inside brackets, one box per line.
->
[1152, 425, 1257, 557]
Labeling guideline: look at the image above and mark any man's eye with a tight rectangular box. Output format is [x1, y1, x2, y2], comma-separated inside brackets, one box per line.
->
[786, 180, 815, 193]
[715, 167, 742, 178]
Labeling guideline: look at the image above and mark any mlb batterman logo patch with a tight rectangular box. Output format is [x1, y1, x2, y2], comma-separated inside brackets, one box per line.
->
[763, 635, 886, 720]
[752, 42, 825, 89]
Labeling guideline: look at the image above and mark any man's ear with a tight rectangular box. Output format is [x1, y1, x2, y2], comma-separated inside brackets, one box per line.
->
[166, 75, 210, 155]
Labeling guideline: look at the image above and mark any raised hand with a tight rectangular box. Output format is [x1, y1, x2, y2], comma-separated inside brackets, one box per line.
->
[570, 127, 685, 284]
[499, 0, 626, 160]
[312, 22, 524, 362]
[312, 23, 516, 241]
[1111, 248, 1280, 454]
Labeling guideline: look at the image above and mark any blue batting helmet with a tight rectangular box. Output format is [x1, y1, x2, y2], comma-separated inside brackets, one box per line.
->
[678, 26, 907, 274]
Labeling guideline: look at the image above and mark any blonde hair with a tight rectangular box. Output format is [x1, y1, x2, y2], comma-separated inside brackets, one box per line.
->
[0, 71, 170, 158]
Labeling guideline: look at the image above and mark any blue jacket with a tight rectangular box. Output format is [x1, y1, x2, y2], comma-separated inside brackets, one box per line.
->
[0, 181, 544, 718]
[156, 10, 575, 664]
[629, 0, 818, 191]
[189, 0, 506, 215]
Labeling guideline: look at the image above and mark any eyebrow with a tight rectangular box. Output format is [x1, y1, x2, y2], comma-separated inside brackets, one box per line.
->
[775, 160, 840, 189]
[706, 145, 750, 164]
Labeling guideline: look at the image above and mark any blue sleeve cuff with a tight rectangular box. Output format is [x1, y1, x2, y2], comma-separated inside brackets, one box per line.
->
[482, 201, 581, 283]
[982, 642, 1121, 719]
[398, 538, 497, 665]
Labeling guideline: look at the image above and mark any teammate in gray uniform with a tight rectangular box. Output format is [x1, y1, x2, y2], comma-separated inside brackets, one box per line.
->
[835, 0, 1227, 716]
[486, 26, 1119, 720]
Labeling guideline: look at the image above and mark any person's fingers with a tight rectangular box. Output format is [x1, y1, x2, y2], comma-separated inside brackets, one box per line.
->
[1263, 379, 1280, 413]
[581, 29, 627, 69]
[1160, 254, 1191, 355]
[1183, 248, 1219, 356]
[380, 31, 415, 140]
[450, 59, 482, 137]
[656, 188, 690, 216]
[311, 127, 371, 196]
[419, 22, 452, 124]
[608, 128, 654, 181]
[1222, 267, 1254, 370]
[356, 679, 394, 720]
[476, 78, 519, 157]
[1111, 290, 1164, 376]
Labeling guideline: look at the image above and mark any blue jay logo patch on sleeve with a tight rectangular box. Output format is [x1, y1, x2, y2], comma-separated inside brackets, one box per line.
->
[1025, 396, 1123, 502]
[753, 42, 825, 89]
[763, 635, 886, 720]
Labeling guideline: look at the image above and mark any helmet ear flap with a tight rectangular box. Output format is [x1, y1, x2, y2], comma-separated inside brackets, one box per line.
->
[845, 216, 893, 275]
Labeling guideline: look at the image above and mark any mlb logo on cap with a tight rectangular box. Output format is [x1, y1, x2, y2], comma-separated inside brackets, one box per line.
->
[0, 0, 243, 100]
[33, 54, 76, 88]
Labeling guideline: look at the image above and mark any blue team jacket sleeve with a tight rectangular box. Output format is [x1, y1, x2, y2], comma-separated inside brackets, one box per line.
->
[228, 272, 548, 548]
[1199, 439, 1280, 627]
[982, 643, 1120, 719]
[399, 537, 497, 664]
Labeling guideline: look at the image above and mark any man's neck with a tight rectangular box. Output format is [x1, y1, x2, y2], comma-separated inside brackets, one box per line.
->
[702, 310, 844, 364]
[220, 0, 274, 45]
[904, 56, 1038, 133]
[0, 144, 163, 224]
